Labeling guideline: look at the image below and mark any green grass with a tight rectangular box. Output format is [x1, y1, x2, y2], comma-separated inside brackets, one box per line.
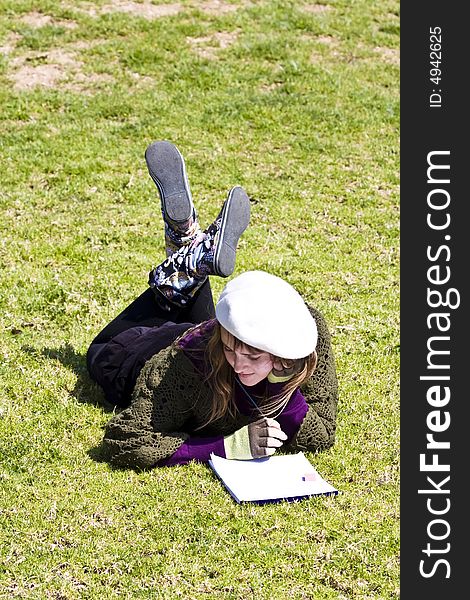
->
[0, 0, 399, 598]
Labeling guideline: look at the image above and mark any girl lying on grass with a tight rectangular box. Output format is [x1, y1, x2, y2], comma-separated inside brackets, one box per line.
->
[87, 141, 338, 469]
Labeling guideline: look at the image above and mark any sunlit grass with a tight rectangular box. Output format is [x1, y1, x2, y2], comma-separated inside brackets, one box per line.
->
[0, 1, 399, 598]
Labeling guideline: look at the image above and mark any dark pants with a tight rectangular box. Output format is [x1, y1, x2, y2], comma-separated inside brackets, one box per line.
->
[86, 280, 215, 406]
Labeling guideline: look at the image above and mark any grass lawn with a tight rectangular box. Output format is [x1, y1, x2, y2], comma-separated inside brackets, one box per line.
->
[0, 0, 399, 598]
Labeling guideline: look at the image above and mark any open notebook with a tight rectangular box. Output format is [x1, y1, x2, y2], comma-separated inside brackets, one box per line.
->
[208, 452, 338, 504]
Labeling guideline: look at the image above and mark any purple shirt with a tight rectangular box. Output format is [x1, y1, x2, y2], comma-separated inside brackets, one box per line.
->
[159, 321, 309, 466]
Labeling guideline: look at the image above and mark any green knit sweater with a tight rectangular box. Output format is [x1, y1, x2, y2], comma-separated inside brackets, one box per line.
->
[101, 307, 338, 469]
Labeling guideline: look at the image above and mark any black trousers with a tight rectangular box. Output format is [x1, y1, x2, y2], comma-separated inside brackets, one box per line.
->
[86, 280, 215, 405]
[90, 279, 215, 345]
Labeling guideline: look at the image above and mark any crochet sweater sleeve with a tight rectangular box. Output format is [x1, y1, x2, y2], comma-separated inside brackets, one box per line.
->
[286, 305, 338, 453]
[101, 346, 211, 469]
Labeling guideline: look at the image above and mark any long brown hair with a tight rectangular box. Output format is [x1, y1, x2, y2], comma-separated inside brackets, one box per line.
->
[183, 321, 317, 427]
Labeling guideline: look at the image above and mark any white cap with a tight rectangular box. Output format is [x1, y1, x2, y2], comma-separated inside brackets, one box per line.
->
[215, 271, 317, 359]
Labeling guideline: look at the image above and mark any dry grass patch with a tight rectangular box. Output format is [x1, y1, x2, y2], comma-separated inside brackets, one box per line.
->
[302, 3, 333, 14]
[2, 28, 145, 93]
[3, 30, 155, 93]
[309, 34, 342, 63]
[193, 0, 240, 14]
[309, 36, 399, 66]
[7, 46, 119, 93]
[100, 1, 183, 19]
[9, 49, 83, 91]
[66, 0, 183, 19]
[187, 30, 239, 59]
[19, 11, 78, 29]
[0, 33, 22, 56]
[316, 34, 339, 47]
[373, 46, 399, 66]
[63, 70, 117, 93]
[260, 81, 283, 93]
[63, 0, 245, 20]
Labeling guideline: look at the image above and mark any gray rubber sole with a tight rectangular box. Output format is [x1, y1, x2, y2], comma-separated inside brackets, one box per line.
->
[214, 186, 251, 277]
[145, 141, 193, 224]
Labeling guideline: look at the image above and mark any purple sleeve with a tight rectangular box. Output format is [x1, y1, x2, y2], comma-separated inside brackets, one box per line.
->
[275, 388, 309, 442]
[158, 435, 226, 467]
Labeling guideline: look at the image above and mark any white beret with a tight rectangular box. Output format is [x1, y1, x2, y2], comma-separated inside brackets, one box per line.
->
[215, 270, 317, 359]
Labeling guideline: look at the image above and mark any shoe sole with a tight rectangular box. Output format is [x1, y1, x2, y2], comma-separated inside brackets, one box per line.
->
[145, 141, 193, 224]
[214, 186, 251, 277]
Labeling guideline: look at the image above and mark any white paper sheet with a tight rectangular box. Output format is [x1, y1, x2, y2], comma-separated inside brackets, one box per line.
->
[209, 452, 338, 503]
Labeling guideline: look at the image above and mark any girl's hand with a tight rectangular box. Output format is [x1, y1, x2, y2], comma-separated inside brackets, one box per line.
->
[271, 358, 304, 379]
[223, 418, 288, 460]
[247, 418, 288, 457]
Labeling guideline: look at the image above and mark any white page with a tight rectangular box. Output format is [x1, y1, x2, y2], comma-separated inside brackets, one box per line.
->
[209, 452, 338, 503]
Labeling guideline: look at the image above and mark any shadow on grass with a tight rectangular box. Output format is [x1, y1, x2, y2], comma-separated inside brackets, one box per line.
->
[87, 442, 115, 466]
[22, 343, 119, 465]
[23, 342, 116, 414]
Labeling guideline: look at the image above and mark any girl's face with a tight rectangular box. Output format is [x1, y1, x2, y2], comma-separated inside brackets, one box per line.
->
[220, 327, 274, 387]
